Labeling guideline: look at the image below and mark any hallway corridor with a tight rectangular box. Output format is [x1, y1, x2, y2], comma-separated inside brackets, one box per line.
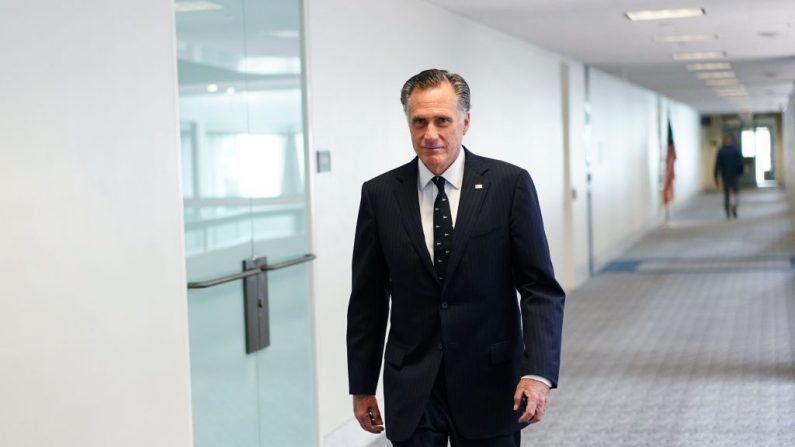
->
[527, 189, 795, 446]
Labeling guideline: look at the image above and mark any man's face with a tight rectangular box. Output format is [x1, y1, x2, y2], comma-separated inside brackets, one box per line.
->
[406, 82, 470, 176]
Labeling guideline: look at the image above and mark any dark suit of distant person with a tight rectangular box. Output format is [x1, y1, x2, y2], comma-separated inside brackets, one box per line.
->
[714, 135, 744, 218]
[347, 69, 565, 447]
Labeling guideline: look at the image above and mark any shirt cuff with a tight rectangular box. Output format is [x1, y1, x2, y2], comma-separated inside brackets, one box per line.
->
[521, 375, 552, 388]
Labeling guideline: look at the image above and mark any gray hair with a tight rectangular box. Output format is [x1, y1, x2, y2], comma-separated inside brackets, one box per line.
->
[400, 69, 471, 114]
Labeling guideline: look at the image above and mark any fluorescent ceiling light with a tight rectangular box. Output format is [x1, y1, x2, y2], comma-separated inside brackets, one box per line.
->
[175, 1, 223, 13]
[686, 62, 731, 71]
[697, 71, 736, 80]
[715, 84, 746, 91]
[705, 79, 740, 87]
[654, 33, 716, 43]
[672, 51, 726, 61]
[715, 85, 746, 92]
[626, 8, 705, 21]
[715, 89, 747, 97]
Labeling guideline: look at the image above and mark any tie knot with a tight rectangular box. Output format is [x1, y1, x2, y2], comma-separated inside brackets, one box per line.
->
[431, 176, 446, 192]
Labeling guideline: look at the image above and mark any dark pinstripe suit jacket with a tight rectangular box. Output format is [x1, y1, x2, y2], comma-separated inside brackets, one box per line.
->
[347, 149, 565, 441]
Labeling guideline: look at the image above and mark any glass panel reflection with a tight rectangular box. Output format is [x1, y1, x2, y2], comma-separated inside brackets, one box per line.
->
[176, 1, 260, 446]
[240, 0, 317, 445]
[177, 0, 316, 445]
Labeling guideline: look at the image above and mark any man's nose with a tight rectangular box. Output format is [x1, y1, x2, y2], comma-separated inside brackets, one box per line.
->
[424, 124, 439, 142]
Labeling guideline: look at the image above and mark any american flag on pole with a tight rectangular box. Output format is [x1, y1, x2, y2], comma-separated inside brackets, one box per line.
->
[662, 119, 676, 205]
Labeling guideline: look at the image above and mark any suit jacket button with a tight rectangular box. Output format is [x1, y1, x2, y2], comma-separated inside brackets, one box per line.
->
[441, 301, 448, 309]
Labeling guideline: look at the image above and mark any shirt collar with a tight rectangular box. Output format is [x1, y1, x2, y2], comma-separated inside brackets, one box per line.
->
[417, 148, 465, 190]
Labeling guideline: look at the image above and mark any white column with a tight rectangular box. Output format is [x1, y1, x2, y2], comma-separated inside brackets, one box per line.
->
[0, 1, 193, 446]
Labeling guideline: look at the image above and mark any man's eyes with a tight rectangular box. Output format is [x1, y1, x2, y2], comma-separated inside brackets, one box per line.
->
[412, 117, 451, 127]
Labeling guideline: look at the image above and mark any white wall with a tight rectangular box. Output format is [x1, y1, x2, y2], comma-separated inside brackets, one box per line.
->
[784, 88, 795, 217]
[0, 2, 193, 446]
[667, 99, 703, 212]
[559, 61, 590, 290]
[586, 72, 701, 268]
[588, 71, 660, 264]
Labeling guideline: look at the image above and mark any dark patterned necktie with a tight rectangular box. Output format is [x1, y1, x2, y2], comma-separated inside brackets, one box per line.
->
[432, 176, 454, 282]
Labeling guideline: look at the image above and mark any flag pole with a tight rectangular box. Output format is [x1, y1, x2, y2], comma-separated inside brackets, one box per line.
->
[664, 202, 670, 226]
[662, 112, 676, 228]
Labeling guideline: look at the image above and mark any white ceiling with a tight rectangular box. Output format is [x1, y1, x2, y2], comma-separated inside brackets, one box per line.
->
[424, 0, 795, 115]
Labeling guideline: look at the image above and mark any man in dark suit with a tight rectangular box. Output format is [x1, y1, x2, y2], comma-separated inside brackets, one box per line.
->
[347, 69, 565, 446]
[714, 134, 744, 219]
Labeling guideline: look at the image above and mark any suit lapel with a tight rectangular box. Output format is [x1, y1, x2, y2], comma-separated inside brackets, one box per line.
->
[444, 150, 490, 289]
[392, 159, 438, 280]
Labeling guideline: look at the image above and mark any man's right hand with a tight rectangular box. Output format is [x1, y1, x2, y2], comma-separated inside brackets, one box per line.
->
[352, 394, 384, 434]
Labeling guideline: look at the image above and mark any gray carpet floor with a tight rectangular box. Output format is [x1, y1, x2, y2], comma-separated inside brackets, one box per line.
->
[525, 188, 795, 446]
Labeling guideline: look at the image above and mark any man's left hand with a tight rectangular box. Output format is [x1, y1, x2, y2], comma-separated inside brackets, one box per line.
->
[513, 378, 550, 424]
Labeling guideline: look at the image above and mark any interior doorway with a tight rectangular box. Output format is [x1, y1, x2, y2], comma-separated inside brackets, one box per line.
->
[740, 123, 776, 187]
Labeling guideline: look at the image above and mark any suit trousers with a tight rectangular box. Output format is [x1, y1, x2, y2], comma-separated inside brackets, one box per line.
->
[391, 362, 522, 447]
[722, 177, 740, 217]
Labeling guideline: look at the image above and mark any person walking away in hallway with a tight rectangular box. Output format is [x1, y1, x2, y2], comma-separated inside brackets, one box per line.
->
[714, 134, 744, 219]
[346, 69, 565, 446]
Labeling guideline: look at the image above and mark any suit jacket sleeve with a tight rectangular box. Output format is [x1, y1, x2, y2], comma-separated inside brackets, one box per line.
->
[346, 182, 390, 395]
[510, 170, 565, 387]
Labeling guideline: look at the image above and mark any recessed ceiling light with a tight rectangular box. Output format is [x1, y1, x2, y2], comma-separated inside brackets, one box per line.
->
[626, 8, 706, 21]
[705, 79, 740, 86]
[654, 33, 717, 43]
[672, 51, 726, 60]
[686, 62, 731, 71]
[697, 71, 736, 80]
[174, 1, 223, 13]
[206, 84, 219, 93]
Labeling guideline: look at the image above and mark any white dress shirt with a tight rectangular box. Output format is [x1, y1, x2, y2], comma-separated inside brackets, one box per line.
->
[416, 149, 552, 389]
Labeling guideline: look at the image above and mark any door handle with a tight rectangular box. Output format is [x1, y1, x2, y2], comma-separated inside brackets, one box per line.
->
[187, 253, 316, 354]
[187, 254, 316, 289]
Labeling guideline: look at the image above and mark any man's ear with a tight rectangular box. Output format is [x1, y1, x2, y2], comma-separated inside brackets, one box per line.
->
[463, 112, 471, 135]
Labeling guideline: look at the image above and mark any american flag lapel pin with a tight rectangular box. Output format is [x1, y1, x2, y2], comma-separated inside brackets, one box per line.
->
[474, 184, 483, 190]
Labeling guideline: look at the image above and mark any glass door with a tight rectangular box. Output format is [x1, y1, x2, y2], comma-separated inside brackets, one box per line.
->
[175, 0, 316, 445]
[740, 125, 776, 187]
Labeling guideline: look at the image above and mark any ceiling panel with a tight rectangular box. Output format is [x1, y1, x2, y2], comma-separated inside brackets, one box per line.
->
[425, 0, 795, 114]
